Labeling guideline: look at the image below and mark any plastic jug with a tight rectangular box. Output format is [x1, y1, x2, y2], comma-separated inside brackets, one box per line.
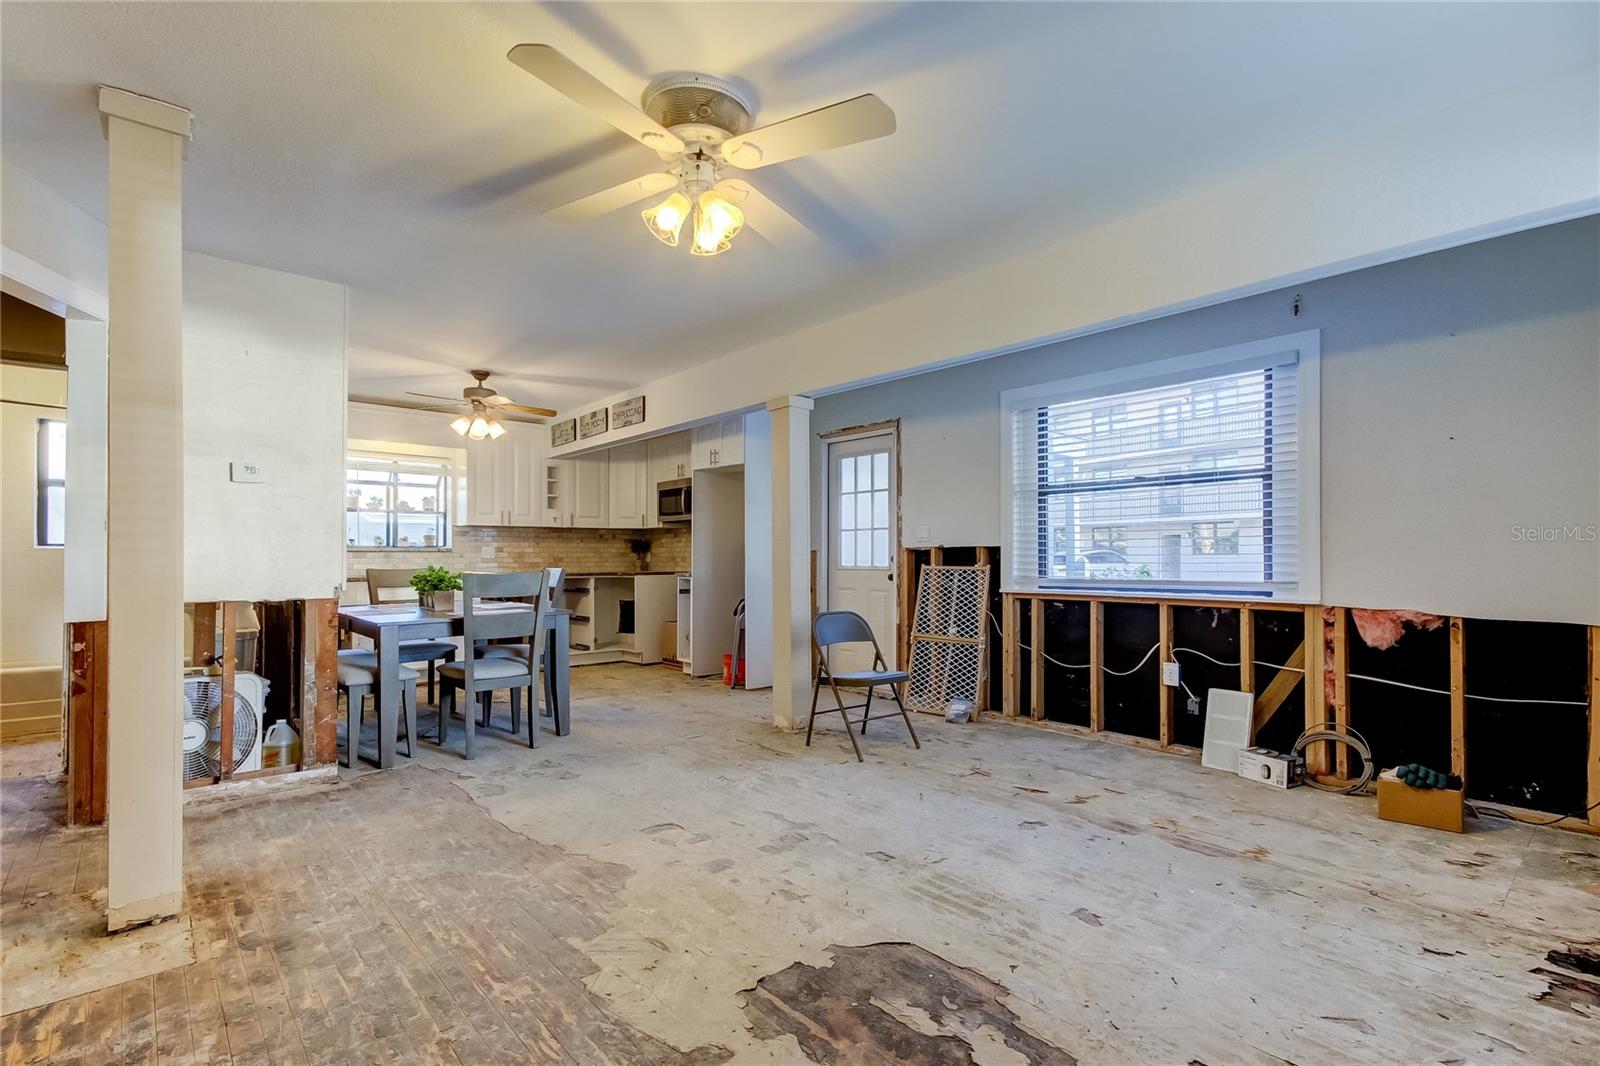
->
[262, 721, 300, 769]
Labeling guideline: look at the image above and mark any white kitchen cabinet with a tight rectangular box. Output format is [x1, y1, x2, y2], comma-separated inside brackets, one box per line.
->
[607, 441, 648, 528]
[540, 457, 568, 526]
[463, 434, 545, 526]
[463, 438, 508, 525]
[570, 453, 609, 528]
[507, 437, 540, 526]
[693, 416, 745, 471]
[646, 431, 692, 525]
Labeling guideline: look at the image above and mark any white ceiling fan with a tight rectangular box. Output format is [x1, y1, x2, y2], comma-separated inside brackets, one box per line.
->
[507, 43, 896, 256]
[407, 369, 557, 439]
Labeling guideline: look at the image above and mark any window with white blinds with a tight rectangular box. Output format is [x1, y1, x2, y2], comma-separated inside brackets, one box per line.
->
[1001, 332, 1319, 599]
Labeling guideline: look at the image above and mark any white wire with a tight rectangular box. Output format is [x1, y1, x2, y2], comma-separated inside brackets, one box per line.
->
[1172, 646, 1240, 668]
[1345, 671, 1588, 706]
[987, 611, 1584, 706]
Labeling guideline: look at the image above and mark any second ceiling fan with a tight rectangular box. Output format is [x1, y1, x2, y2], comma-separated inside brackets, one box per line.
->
[508, 43, 896, 256]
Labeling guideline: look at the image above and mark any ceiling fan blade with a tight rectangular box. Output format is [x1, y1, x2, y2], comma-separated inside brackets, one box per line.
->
[508, 44, 685, 154]
[715, 179, 818, 252]
[719, 94, 895, 169]
[502, 403, 559, 418]
[547, 172, 677, 221]
[406, 392, 467, 404]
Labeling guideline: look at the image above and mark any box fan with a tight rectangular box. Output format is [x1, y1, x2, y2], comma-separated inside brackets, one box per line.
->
[180, 672, 268, 781]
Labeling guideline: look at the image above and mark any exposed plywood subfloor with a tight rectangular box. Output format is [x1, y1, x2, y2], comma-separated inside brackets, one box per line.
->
[3, 665, 1598, 1064]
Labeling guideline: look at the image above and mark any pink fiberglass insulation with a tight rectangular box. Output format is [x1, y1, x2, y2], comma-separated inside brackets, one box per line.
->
[1349, 609, 1445, 651]
[1322, 608, 1447, 703]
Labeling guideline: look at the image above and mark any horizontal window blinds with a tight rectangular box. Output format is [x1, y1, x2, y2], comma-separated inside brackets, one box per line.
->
[1007, 356, 1301, 595]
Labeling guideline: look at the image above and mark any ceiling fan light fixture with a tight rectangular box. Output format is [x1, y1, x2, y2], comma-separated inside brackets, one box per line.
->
[691, 188, 743, 256]
[642, 191, 692, 246]
[450, 416, 472, 436]
[487, 418, 506, 439]
[467, 415, 492, 440]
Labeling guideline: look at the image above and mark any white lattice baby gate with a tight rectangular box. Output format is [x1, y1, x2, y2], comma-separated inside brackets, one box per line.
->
[904, 564, 990, 715]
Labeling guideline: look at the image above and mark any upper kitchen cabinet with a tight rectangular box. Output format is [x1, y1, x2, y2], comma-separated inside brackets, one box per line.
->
[693, 416, 746, 471]
[607, 441, 648, 528]
[463, 432, 561, 527]
[646, 431, 692, 526]
[649, 431, 692, 484]
[570, 452, 609, 528]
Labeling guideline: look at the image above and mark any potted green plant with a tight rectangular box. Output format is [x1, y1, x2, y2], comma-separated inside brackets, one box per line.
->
[410, 564, 462, 610]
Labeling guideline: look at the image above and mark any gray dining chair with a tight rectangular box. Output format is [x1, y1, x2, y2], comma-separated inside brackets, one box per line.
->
[365, 568, 459, 704]
[337, 648, 419, 768]
[476, 567, 565, 719]
[809, 610, 921, 762]
[436, 571, 548, 757]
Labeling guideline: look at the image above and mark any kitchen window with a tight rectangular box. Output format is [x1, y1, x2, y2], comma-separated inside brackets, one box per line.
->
[36, 418, 65, 547]
[346, 453, 451, 550]
[1001, 331, 1319, 599]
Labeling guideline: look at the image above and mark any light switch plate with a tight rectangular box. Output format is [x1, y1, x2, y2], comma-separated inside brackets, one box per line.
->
[916, 525, 930, 543]
[1161, 661, 1181, 687]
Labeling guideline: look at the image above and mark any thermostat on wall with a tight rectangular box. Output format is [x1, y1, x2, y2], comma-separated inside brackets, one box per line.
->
[229, 461, 264, 483]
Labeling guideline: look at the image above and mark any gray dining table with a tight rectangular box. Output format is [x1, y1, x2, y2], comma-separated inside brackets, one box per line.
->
[337, 602, 571, 767]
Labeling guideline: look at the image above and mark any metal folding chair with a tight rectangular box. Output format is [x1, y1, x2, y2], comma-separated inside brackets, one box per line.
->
[808, 610, 920, 762]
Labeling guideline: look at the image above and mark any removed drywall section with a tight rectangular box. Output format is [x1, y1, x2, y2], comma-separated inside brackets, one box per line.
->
[0, 364, 66, 672]
[183, 252, 347, 603]
[1462, 619, 1589, 815]
[1040, 600, 1091, 726]
[1102, 603, 1160, 739]
[814, 217, 1600, 625]
[1171, 607, 1242, 749]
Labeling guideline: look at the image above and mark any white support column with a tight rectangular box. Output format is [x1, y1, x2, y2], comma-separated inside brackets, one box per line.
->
[100, 86, 191, 933]
[767, 395, 813, 731]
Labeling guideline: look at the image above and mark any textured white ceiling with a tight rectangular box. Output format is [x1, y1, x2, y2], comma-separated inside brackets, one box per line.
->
[3, 2, 1594, 412]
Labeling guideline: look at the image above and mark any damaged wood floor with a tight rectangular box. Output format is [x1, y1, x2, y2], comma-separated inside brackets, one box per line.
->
[3, 665, 1599, 1064]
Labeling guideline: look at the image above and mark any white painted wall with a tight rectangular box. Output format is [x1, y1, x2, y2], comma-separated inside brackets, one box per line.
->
[741, 410, 773, 690]
[812, 217, 1600, 626]
[0, 365, 67, 664]
[551, 64, 1599, 459]
[182, 253, 348, 602]
[63, 319, 108, 623]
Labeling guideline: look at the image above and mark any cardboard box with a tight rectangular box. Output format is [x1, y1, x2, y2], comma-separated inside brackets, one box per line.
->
[1377, 769, 1464, 833]
[1236, 747, 1303, 789]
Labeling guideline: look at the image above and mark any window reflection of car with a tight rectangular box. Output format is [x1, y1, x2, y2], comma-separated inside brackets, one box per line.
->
[1079, 548, 1129, 577]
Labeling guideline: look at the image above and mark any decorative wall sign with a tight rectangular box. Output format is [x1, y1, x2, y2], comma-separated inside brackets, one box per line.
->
[612, 395, 646, 429]
[550, 418, 577, 447]
[578, 408, 609, 439]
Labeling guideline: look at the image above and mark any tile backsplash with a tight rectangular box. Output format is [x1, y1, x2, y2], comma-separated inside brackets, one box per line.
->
[347, 524, 690, 586]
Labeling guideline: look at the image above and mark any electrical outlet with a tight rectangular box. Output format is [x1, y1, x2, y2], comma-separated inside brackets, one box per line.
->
[916, 525, 930, 544]
[480, 545, 496, 560]
[1161, 661, 1181, 687]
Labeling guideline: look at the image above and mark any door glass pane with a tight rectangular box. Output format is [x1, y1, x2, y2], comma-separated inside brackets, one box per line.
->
[44, 485, 65, 545]
[872, 530, 889, 568]
[872, 452, 888, 492]
[839, 530, 855, 566]
[839, 492, 856, 532]
[873, 490, 888, 528]
[856, 530, 872, 566]
[856, 455, 872, 491]
[45, 421, 66, 480]
[838, 456, 855, 494]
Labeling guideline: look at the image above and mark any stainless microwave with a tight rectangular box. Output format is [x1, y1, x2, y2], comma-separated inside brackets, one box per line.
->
[658, 478, 692, 523]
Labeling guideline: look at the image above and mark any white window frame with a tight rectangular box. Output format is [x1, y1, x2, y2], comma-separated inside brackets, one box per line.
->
[346, 448, 455, 552]
[999, 329, 1320, 602]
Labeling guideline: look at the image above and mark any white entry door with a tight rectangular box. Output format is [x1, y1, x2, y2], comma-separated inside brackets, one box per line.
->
[827, 433, 897, 671]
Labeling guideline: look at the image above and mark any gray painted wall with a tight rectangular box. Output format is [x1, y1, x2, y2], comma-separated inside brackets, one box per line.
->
[813, 217, 1600, 625]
